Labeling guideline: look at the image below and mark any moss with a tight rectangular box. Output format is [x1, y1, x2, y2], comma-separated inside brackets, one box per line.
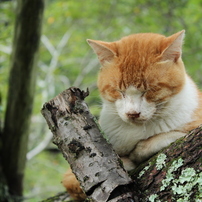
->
[118, 158, 124, 169]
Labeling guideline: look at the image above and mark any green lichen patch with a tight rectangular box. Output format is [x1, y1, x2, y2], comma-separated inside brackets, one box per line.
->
[138, 163, 151, 178]
[160, 158, 184, 191]
[148, 194, 159, 202]
[171, 168, 202, 201]
[159, 158, 202, 201]
[178, 167, 197, 184]
[155, 153, 167, 170]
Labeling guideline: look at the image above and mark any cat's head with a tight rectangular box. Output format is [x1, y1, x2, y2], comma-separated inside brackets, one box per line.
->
[87, 31, 186, 124]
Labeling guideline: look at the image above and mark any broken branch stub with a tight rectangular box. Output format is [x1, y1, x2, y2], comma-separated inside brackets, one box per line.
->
[41, 87, 137, 202]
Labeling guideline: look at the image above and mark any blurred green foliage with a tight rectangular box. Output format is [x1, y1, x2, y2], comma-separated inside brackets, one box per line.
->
[24, 151, 68, 202]
[1, 0, 202, 200]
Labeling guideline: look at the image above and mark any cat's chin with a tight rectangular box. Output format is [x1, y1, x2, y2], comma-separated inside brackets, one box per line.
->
[126, 118, 148, 125]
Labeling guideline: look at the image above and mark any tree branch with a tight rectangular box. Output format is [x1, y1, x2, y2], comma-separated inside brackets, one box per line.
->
[131, 126, 202, 201]
[41, 87, 137, 202]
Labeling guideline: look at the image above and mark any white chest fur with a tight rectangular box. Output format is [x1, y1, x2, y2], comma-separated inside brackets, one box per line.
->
[99, 76, 198, 156]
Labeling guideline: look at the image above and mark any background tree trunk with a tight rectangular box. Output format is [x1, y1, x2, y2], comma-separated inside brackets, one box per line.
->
[0, 0, 44, 198]
[42, 87, 202, 202]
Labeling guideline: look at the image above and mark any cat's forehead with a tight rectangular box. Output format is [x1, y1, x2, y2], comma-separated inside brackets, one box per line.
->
[115, 34, 165, 70]
[123, 34, 164, 54]
[119, 33, 165, 47]
[125, 86, 142, 95]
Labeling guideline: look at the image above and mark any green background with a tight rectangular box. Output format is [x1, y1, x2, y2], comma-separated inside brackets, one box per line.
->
[1, 0, 202, 201]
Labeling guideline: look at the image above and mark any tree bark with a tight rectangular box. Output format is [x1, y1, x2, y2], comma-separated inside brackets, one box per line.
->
[41, 87, 138, 202]
[41, 87, 202, 202]
[1, 0, 44, 198]
[131, 126, 202, 201]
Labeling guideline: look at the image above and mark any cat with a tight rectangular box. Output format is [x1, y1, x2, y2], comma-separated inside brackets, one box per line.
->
[62, 30, 202, 200]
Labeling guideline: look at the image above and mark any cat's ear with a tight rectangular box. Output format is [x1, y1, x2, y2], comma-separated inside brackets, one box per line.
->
[87, 39, 117, 65]
[161, 30, 185, 62]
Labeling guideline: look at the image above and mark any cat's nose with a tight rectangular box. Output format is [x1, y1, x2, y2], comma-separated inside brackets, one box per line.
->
[126, 112, 141, 119]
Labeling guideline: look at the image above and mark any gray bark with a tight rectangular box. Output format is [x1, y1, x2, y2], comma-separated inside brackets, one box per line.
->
[41, 87, 137, 202]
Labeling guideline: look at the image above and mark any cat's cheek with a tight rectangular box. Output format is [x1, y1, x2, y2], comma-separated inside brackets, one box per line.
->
[115, 99, 128, 122]
[140, 100, 156, 120]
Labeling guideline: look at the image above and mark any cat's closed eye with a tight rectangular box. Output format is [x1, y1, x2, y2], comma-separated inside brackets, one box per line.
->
[141, 91, 147, 97]
[116, 89, 126, 98]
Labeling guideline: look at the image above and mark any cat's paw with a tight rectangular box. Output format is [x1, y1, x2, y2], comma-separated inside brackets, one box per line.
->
[62, 169, 86, 201]
[120, 157, 137, 171]
[129, 139, 154, 164]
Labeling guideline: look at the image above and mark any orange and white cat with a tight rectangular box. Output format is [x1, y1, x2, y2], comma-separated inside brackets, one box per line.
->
[63, 30, 202, 200]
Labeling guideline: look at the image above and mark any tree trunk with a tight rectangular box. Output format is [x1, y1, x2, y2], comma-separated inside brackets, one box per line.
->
[41, 87, 202, 202]
[1, 0, 44, 198]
